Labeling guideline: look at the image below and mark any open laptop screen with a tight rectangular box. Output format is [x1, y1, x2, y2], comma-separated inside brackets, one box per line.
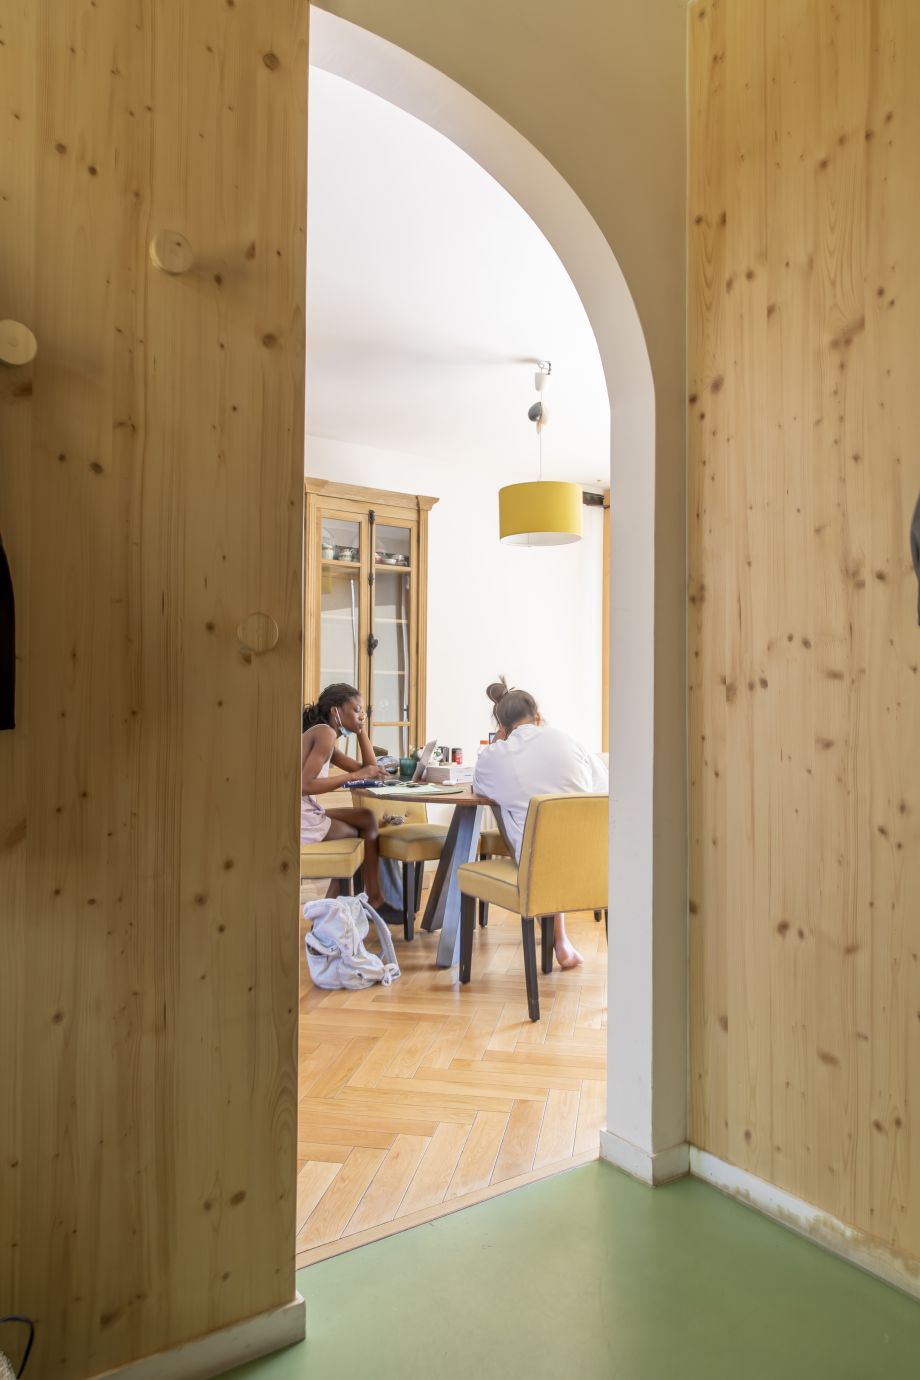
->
[411, 739, 438, 783]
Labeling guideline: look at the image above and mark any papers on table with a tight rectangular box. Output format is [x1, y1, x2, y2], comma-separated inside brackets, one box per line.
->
[360, 782, 463, 796]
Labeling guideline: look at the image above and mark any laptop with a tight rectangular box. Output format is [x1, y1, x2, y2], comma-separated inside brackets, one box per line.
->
[411, 739, 438, 783]
[347, 739, 443, 791]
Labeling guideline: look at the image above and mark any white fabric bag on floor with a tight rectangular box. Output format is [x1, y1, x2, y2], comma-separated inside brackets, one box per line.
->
[304, 893, 400, 990]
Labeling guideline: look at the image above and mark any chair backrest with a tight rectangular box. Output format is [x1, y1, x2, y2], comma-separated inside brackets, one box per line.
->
[361, 793, 428, 824]
[517, 794, 608, 917]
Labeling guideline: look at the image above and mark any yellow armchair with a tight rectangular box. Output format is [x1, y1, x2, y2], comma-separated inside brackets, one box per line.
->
[457, 793, 608, 1021]
[300, 837, 365, 892]
[475, 822, 511, 929]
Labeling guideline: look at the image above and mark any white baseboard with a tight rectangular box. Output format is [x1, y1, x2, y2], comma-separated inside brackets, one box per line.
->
[690, 1148, 920, 1303]
[92, 1294, 305, 1380]
[599, 1129, 689, 1185]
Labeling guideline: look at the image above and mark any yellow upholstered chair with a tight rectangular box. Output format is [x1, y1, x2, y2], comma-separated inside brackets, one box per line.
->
[475, 821, 511, 929]
[362, 795, 448, 941]
[457, 794, 608, 1021]
[300, 837, 365, 893]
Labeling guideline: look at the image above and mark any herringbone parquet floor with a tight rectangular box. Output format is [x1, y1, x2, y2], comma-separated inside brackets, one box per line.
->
[296, 880, 607, 1267]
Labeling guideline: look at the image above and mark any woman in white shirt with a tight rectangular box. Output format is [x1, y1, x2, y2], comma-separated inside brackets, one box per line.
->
[472, 677, 608, 970]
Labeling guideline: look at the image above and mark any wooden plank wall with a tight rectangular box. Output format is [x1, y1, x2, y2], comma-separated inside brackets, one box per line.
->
[689, 0, 920, 1256]
[0, 3, 307, 1375]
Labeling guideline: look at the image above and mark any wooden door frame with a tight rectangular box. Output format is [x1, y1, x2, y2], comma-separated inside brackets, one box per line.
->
[602, 488, 610, 753]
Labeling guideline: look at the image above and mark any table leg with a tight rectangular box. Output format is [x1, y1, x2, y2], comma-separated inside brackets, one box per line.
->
[434, 806, 482, 968]
[419, 810, 460, 934]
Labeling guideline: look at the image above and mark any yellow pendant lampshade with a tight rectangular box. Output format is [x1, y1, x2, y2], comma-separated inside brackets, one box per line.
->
[499, 480, 583, 546]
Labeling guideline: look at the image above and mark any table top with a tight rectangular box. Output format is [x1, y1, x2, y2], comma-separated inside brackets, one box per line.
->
[350, 784, 494, 807]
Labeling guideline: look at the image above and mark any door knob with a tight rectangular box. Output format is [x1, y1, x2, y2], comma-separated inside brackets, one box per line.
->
[149, 230, 194, 275]
[0, 320, 37, 366]
[237, 612, 280, 656]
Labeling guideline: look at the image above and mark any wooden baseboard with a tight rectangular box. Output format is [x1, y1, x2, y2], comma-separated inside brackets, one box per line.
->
[690, 1149, 920, 1303]
[91, 1295, 305, 1380]
[599, 1130, 689, 1185]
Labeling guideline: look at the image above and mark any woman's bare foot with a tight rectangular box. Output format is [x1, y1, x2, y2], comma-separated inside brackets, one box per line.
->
[554, 938, 584, 970]
[553, 914, 583, 969]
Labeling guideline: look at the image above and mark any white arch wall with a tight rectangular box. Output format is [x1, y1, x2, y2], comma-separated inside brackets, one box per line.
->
[310, 3, 688, 1178]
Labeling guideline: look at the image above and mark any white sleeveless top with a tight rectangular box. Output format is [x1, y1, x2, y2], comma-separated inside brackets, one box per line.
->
[301, 748, 332, 843]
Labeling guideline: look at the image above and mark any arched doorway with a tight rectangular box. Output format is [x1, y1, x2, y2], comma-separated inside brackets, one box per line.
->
[309, 6, 687, 1187]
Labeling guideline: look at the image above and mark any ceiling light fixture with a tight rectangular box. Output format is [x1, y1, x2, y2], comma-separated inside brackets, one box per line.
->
[498, 363, 583, 546]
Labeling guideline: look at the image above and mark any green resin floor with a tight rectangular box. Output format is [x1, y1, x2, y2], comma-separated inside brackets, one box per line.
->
[224, 1160, 920, 1380]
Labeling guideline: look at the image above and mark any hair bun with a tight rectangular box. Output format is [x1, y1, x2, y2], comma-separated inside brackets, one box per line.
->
[485, 676, 510, 705]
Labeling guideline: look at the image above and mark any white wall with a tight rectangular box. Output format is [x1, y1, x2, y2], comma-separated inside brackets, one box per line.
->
[306, 434, 604, 759]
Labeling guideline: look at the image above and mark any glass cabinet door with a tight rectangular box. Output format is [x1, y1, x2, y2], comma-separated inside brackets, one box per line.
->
[306, 484, 432, 764]
[319, 566, 360, 689]
[318, 515, 363, 691]
[370, 523, 414, 756]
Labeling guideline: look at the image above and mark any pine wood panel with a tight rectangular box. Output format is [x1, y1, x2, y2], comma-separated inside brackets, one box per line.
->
[296, 884, 607, 1264]
[689, 0, 920, 1258]
[0, 4, 306, 1375]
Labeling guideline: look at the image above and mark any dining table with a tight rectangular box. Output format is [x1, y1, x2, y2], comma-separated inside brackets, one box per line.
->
[351, 784, 496, 968]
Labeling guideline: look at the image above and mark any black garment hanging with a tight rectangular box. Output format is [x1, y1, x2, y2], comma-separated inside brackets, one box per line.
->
[911, 492, 920, 627]
[0, 531, 14, 730]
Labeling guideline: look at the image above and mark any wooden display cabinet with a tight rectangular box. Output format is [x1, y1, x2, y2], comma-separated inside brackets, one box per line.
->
[304, 478, 437, 757]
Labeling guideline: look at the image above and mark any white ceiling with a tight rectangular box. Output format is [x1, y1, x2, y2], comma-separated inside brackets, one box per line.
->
[306, 68, 610, 487]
